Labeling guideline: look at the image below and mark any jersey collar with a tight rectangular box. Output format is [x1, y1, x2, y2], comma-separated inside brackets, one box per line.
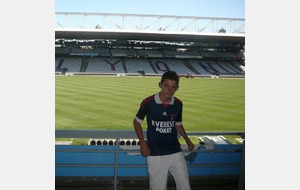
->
[154, 92, 175, 105]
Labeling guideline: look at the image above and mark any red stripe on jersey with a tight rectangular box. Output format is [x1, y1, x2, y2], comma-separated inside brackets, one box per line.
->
[140, 95, 155, 109]
[174, 97, 182, 104]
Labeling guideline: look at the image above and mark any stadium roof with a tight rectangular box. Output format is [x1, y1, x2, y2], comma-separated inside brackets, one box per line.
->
[55, 12, 245, 50]
[55, 28, 245, 45]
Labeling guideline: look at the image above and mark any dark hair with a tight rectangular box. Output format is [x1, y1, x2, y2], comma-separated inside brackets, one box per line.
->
[161, 71, 179, 85]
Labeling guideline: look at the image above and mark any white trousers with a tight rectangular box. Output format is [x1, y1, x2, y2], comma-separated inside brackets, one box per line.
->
[147, 151, 191, 190]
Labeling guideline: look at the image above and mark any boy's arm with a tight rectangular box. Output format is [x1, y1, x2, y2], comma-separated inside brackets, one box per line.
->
[133, 118, 150, 156]
[175, 124, 195, 151]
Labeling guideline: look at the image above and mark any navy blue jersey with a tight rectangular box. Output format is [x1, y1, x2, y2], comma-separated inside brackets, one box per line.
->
[135, 93, 183, 156]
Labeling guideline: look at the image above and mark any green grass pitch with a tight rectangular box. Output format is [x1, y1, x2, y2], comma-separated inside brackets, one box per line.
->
[55, 75, 244, 144]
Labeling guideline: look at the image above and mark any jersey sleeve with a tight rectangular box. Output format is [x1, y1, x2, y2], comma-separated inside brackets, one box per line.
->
[135, 99, 148, 123]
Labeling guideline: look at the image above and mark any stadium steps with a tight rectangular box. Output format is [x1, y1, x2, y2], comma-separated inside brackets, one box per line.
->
[121, 58, 128, 73]
[198, 61, 219, 75]
[221, 60, 243, 74]
[223, 61, 242, 75]
[181, 59, 200, 74]
[56, 59, 64, 71]
[229, 61, 244, 73]
[79, 57, 89, 72]
[147, 58, 158, 74]
[214, 60, 237, 75]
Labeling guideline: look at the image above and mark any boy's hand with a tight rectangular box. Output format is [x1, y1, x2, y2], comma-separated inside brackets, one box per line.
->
[186, 139, 195, 151]
[140, 141, 150, 157]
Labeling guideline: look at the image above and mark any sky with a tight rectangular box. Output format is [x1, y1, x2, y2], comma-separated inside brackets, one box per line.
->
[55, 0, 245, 19]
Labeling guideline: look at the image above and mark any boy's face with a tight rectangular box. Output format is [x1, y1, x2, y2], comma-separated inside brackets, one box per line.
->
[159, 79, 179, 98]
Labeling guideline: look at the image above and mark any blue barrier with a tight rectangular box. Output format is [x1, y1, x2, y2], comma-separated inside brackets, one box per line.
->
[55, 130, 245, 190]
[56, 144, 242, 177]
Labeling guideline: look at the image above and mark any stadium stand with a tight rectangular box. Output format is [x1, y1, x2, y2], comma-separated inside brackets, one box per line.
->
[55, 55, 245, 77]
[55, 13, 245, 78]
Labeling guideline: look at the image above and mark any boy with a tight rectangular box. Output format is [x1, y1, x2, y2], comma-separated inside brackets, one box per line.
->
[133, 71, 195, 190]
